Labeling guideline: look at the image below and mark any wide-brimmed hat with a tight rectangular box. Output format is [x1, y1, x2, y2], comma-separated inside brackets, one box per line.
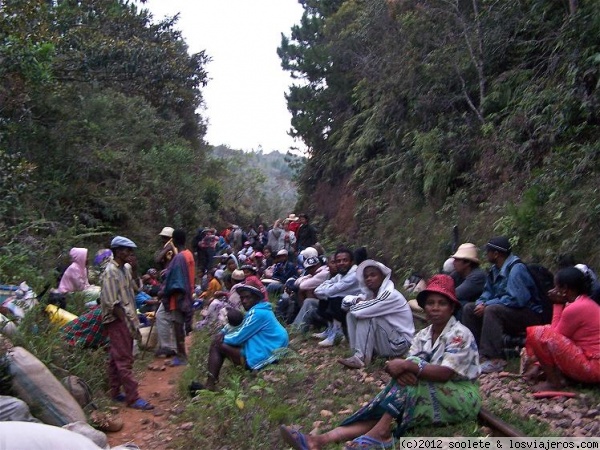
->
[287, 214, 299, 222]
[416, 274, 460, 309]
[159, 227, 174, 238]
[451, 243, 480, 264]
[235, 281, 264, 300]
[485, 236, 511, 254]
[241, 264, 257, 273]
[110, 236, 137, 249]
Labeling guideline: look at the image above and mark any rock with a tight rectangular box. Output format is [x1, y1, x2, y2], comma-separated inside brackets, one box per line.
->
[153, 410, 164, 417]
[179, 422, 194, 431]
[480, 426, 493, 436]
[584, 409, 598, 418]
[171, 405, 185, 415]
[556, 419, 572, 429]
[140, 418, 151, 425]
[571, 418, 584, 428]
[526, 405, 542, 415]
[511, 392, 523, 404]
[319, 410, 333, 417]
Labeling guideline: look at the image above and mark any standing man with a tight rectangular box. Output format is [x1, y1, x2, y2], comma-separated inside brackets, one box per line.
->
[100, 236, 153, 410]
[462, 236, 543, 373]
[296, 214, 318, 252]
[161, 229, 195, 366]
[155, 227, 176, 271]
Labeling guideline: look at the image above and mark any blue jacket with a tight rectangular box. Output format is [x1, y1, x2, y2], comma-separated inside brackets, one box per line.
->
[223, 302, 289, 369]
[476, 254, 542, 313]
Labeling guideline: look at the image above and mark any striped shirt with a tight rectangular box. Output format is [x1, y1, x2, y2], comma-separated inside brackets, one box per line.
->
[100, 260, 139, 336]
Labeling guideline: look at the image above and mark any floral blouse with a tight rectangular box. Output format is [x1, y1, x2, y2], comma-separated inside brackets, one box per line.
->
[408, 316, 481, 381]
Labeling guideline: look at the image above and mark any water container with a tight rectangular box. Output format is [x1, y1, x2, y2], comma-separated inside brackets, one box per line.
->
[45, 304, 78, 326]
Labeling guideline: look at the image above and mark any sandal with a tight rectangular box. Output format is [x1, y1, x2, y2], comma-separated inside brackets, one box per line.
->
[279, 425, 310, 450]
[129, 398, 154, 410]
[167, 357, 188, 367]
[344, 435, 394, 449]
[112, 393, 126, 402]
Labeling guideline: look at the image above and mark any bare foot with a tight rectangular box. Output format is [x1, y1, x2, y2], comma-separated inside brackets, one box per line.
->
[532, 380, 565, 393]
[522, 365, 542, 383]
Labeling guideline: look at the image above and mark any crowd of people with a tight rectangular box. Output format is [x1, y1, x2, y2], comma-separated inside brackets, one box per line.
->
[4, 215, 599, 448]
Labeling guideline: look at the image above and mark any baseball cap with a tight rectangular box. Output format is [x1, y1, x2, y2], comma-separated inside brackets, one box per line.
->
[303, 256, 320, 269]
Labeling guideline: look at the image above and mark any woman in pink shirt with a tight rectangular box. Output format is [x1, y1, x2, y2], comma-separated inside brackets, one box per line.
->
[526, 266, 600, 391]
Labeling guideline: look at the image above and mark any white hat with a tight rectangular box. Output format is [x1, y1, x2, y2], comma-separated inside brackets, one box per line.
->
[276, 249, 288, 257]
[159, 227, 174, 238]
[286, 214, 299, 222]
[300, 247, 318, 258]
[231, 269, 246, 281]
[442, 257, 455, 273]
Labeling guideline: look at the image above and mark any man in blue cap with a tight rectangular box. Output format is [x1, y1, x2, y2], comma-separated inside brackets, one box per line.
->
[100, 236, 153, 410]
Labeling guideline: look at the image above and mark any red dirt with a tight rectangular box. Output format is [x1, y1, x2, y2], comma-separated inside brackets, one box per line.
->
[106, 340, 191, 449]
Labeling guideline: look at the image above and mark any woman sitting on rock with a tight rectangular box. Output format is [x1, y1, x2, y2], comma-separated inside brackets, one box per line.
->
[525, 266, 600, 391]
[280, 274, 481, 450]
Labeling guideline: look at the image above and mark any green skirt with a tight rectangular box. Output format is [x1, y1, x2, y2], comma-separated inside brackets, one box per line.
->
[340, 370, 480, 438]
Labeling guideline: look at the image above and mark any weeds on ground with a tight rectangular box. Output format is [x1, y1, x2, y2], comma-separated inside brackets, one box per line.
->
[5, 299, 151, 409]
[176, 328, 485, 449]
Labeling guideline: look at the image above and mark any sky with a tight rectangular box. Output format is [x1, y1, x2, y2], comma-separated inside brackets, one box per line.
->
[143, 0, 305, 154]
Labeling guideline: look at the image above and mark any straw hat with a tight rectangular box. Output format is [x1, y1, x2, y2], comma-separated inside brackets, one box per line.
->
[159, 227, 174, 238]
[451, 243, 480, 264]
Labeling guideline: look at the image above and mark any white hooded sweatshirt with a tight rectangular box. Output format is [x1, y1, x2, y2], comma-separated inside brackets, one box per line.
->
[343, 259, 415, 346]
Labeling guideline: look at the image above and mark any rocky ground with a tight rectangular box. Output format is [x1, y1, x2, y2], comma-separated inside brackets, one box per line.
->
[479, 372, 599, 437]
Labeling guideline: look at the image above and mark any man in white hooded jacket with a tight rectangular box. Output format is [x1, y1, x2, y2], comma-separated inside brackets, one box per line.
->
[338, 259, 415, 369]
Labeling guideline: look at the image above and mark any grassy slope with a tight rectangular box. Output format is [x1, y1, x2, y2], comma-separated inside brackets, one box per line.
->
[177, 325, 489, 449]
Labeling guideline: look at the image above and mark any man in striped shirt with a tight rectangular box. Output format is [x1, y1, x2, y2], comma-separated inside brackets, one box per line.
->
[100, 236, 153, 410]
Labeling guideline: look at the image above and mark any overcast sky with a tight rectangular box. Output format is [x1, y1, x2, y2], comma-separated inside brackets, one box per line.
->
[143, 0, 305, 154]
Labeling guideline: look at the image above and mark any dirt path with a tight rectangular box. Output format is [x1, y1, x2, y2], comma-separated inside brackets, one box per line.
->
[106, 340, 192, 450]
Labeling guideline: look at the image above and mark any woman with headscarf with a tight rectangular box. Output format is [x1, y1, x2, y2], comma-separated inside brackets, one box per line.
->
[280, 275, 481, 450]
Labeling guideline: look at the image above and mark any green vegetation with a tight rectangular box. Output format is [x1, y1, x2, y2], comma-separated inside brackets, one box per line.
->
[280, 0, 600, 274]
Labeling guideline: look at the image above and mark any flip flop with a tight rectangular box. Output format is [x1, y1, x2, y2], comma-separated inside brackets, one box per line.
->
[344, 435, 394, 449]
[129, 398, 154, 410]
[280, 425, 310, 450]
[532, 391, 577, 399]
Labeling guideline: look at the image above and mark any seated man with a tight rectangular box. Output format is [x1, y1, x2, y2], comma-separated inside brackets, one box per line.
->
[338, 259, 414, 369]
[265, 249, 297, 294]
[313, 248, 362, 347]
[449, 243, 486, 320]
[462, 236, 543, 373]
[291, 256, 330, 330]
[202, 280, 289, 391]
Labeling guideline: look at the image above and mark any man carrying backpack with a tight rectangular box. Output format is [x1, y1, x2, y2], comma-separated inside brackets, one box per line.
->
[462, 236, 543, 374]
